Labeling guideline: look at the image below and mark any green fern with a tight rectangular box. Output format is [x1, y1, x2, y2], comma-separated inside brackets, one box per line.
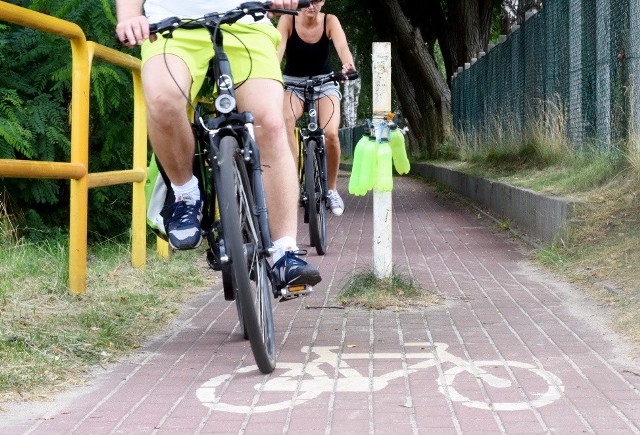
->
[31, 180, 61, 204]
[1, 0, 137, 240]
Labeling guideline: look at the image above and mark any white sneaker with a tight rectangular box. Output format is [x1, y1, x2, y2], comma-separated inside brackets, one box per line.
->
[327, 190, 344, 216]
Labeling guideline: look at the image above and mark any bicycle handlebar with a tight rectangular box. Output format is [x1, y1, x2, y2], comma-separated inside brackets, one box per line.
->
[149, 1, 309, 34]
[284, 71, 359, 90]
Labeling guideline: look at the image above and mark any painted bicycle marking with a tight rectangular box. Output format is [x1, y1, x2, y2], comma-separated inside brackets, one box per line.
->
[196, 342, 564, 413]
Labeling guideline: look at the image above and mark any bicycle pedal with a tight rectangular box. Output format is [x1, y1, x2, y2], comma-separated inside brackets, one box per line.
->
[279, 284, 313, 301]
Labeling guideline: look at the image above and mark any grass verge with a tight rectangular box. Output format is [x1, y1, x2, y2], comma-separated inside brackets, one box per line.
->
[433, 108, 640, 348]
[336, 269, 443, 310]
[0, 225, 214, 406]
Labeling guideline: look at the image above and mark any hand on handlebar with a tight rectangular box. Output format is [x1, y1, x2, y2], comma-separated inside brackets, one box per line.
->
[270, 0, 311, 8]
[341, 63, 356, 74]
[338, 69, 358, 84]
[339, 64, 358, 83]
[267, 0, 310, 18]
[115, 15, 156, 47]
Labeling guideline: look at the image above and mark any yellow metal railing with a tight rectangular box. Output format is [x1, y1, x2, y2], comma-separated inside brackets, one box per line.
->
[0, 2, 161, 293]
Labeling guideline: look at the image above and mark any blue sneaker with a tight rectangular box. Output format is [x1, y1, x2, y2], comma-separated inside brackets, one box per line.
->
[272, 250, 321, 300]
[164, 199, 203, 250]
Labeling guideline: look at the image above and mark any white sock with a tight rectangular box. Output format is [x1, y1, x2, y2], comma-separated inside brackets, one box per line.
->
[272, 236, 298, 263]
[172, 175, 200, 204]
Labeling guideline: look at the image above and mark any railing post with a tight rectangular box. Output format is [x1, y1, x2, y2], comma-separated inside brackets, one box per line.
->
[67, 33, 91, 294]
[131, 71, 148, 268]
[0, 3, 155, 292]
[371, 42, 392, 279]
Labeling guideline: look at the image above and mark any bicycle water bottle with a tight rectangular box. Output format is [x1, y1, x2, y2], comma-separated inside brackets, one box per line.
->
[357, 136, 377, 194]
[349, 134, 367, 195]
[374, 141, 393, 192]
[389, 127, 410, 175]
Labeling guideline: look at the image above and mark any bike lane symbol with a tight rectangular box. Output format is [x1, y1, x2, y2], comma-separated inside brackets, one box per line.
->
[196, 342, 564, 413]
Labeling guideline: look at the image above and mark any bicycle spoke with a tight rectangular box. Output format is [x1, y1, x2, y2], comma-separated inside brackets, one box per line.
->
[305, 139, 327, 255]
[218, 136, 276, 374]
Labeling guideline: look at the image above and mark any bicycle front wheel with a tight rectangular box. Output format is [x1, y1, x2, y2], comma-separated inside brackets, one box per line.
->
[217, 136, 276, 373]
[305, 139, 327, 255]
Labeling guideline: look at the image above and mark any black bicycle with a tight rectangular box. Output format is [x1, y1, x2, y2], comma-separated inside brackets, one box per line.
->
[148, 1, 310, 374]
[284, 71, 358, 255]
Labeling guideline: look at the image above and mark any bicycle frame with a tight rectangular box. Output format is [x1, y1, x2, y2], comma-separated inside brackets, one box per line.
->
[298, 85, 329, 255]
[189, 22, 273, 281]
[298, 85, 327, 190]
[286, 71, 357, 255]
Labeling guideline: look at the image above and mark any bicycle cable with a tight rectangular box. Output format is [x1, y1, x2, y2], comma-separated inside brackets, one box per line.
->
[156, 13, 256, 125]
[285, 82, 337, 130]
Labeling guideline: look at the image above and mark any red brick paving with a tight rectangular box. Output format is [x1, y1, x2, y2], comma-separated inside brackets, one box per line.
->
[2, 174, 639, 434]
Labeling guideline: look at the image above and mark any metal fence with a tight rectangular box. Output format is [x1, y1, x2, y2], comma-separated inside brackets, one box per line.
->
[0, 2, 150, 294]
[452, 0, 640, 150]
[339, 124, 367, 159]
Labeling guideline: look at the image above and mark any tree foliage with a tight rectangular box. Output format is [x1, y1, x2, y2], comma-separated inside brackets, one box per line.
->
[334, 0, 527, 157]
[0, 0, 529, 238]
[0, 0, 138, 240]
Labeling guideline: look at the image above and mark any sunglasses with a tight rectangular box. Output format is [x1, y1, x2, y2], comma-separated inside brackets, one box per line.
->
[310, 0, 324, 4]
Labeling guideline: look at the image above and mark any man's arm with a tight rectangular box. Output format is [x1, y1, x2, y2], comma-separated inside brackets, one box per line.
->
[115, 0, 150, 47]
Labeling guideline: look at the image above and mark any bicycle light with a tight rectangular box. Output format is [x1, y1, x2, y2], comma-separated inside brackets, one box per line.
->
[308, 109, 318, 131]
[215, 94, 236, 113]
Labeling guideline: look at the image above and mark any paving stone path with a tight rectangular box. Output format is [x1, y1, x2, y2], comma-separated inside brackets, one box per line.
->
[2, 174, 639, 434]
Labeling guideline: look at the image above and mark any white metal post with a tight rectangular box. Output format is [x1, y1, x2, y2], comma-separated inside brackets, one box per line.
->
[371, 42, 392, 279]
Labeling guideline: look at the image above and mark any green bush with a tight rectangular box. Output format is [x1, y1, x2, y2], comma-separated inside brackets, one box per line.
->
[0, 0, 140, 242]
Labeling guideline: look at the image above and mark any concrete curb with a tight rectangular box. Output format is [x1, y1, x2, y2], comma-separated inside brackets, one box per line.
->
[340, 161, 580, 246]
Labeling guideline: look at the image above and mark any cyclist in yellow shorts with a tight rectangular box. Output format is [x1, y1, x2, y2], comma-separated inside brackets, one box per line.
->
[115, 0, 321, 292]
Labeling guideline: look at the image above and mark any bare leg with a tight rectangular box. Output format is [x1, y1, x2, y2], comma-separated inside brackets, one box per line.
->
[318, 95, 342, 191]
[282, 91, 305, 164]
[142, 55, 194, 185]
[236, 79, 298, 241]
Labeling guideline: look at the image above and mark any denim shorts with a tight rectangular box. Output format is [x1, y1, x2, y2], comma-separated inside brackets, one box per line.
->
[283, 74, 342, 101]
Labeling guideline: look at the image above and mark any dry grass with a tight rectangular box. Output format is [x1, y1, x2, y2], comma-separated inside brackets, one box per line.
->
[626, 132, 640, 172]
[0, 227, 215, 405]
[336, 269, 443, 311]
[442, 99, 640, 347]
[551, 174, 640, 345]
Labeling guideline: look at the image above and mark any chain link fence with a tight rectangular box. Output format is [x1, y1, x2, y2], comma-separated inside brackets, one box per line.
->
[339, 124, 367, 159]
[452, 0, 640, 152]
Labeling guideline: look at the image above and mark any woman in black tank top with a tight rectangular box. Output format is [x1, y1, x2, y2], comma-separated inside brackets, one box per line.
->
[283, 14, 332, 77]
[277, 0, 356, 217]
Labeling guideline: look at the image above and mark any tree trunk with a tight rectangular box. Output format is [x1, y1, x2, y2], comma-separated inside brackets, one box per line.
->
[447, 0, 495, 73]
[342, 78, 361, 128]
[349, 0, 497, 155]
[370, 0, 451, 155]
[390, 52, 437, 156]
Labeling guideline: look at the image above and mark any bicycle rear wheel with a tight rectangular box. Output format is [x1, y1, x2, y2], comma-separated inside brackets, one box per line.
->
[217, 136, 276, 373]
[305, 139, 327, 255]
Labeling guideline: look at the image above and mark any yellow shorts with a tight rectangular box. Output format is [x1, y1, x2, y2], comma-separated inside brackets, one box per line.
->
[141, 22, 283, 101]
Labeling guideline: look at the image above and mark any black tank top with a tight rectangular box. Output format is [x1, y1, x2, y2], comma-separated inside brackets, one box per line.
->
[283, 14, 332, 77]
